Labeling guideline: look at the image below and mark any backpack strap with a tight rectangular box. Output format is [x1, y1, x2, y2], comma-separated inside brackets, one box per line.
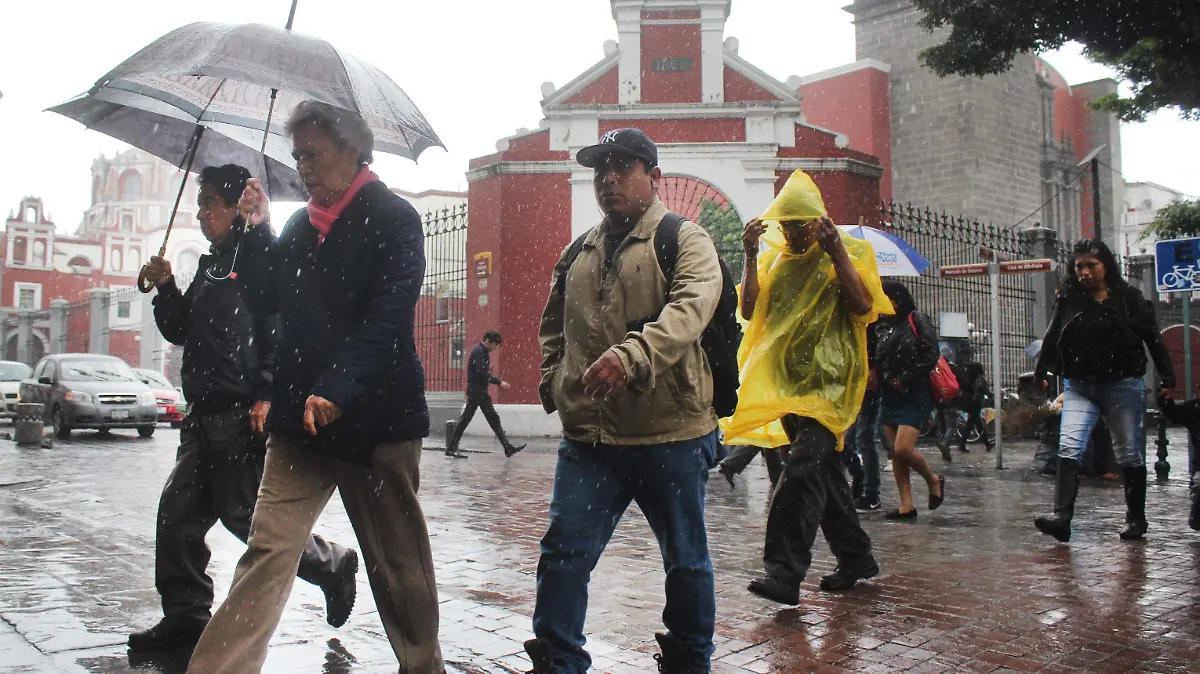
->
[653, 212, 686, 293]
[554, 230, 592, 298]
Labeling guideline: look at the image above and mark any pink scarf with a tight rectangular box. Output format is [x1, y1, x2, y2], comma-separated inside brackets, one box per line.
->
[307, 167, 379, 244]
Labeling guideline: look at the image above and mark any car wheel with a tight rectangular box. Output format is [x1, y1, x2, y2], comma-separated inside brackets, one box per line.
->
[138, 426, 155, 438]
[53, 406, 71, 440]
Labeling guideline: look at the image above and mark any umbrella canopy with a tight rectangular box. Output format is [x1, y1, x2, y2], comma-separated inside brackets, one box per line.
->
[79, 21, 443, 161]
[838, 225, 930, 276]
[49, 93, 306, 200]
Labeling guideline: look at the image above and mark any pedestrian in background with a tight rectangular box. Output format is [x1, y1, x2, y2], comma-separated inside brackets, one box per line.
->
[530, 128, 723, 674]
[129, 165, 357, 653]
[444, 329, 526, 459]
[1033, 238, 1174, 543]
[849, 319, 886, 512]
[188, 102, 444, 674]
[875, 280, 946, 520]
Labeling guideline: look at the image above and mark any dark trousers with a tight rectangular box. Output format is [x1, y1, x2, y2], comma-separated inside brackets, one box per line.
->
[721, 444, 788, 489]
[764, 415, 874, 584]
[155, 407, 352, 622]
[447, 394, 510, 451]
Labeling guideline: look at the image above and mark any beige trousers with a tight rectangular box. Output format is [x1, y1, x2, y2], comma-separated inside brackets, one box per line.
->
[187, 435, 444, 674]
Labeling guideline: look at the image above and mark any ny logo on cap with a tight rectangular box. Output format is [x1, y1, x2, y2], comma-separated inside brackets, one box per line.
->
[600, 130, 621, 144]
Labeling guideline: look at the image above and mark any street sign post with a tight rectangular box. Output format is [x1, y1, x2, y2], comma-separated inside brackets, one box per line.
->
[938, 258, 1056, 469]
[1155, 237, 1200, 476]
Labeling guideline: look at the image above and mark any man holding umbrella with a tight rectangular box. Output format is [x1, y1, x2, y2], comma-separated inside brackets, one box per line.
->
[130, 165, 358, 653]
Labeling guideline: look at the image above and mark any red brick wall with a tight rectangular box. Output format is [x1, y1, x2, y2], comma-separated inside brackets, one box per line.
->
[600, 118, 745, 144]
[724, 66, 782, 103]
[562, 67, 619, 106]
[797, 67, 893, 200]
[640, 23, 703, 104]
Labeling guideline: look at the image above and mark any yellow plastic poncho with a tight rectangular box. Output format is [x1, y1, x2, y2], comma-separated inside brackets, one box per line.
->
[720, 170, 892, 449]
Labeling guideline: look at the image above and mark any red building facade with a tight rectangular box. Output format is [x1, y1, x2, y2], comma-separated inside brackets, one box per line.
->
[465, 0, 884, 426]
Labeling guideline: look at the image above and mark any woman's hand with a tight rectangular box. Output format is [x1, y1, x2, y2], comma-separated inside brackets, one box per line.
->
[742, 218, 765, 257]
[238, 178, 270, 227]
[814, 217, 844, 256]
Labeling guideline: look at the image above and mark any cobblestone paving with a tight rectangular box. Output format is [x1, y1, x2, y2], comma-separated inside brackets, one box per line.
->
[0, 426, 1197, 673]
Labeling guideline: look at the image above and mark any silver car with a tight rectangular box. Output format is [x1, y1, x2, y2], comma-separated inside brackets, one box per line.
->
[20, 354, 158, 439]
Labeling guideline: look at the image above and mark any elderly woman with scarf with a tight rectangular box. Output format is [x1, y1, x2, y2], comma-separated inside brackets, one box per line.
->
[188, 101, 444, 674]
[1033, 238, 1173, 543]
[874, 281, 946, 520]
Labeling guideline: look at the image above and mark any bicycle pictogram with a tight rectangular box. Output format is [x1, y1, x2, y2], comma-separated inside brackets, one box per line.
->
[1161, 264, 1200, 290]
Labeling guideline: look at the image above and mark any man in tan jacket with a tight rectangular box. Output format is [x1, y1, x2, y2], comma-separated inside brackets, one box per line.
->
[524, 129, 723, 674]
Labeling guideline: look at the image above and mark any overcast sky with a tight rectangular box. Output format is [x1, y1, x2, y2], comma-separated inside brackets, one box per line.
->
[1, 0, 1197, 232]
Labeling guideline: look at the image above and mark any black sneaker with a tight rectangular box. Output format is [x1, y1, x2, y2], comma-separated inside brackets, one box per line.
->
[717, 462, 736, 489]
[747, 575, 800, 605]
[504, 443, 527, 458]
[854, 496, 881, 512]
[128, 616, 207, 652]
[937, 441, 952, 462]
[819, 560, 880, 591]
[323, 549, 358, 628]
[445, 450, 469, 459]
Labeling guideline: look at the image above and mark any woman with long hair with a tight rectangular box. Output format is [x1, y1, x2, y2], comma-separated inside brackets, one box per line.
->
[874, 280, 945, 519]
[1033, 238, 1174, 542]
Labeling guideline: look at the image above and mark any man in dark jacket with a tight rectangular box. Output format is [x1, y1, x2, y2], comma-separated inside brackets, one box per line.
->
[129, 164, 357, 652]
[445, 330, 526, 458]
[188, 104, 444, 674]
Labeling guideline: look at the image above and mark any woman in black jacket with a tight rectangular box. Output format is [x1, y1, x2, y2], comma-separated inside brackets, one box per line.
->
[875, 281, 945, 519]
[1033, 238, 1174, 542]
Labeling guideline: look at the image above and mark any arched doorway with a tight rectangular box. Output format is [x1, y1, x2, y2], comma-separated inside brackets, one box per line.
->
[4, 332, 47, 365]
[659, 175, 743, 277]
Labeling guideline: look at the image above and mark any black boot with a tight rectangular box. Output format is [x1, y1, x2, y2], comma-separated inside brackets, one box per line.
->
[322, 549, 358, 628]
[128, 616, 208, 651]
[523, 638, 553, 673]
[1191, 473, 1200, 532]
[1034, 458, 1079, 542]
[1119, 466, 1148, 540]
[653, 632, 706, 674]
[504, 443, 527, 458]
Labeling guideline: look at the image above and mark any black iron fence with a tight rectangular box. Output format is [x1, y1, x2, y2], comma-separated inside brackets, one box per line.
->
[415, 204, 468, 393]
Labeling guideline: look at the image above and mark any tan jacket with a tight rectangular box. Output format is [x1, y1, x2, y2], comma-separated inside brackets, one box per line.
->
[539, 200, 722, 445]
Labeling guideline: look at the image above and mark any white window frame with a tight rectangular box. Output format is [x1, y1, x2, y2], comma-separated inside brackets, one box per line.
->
[13, 282, 42, 310]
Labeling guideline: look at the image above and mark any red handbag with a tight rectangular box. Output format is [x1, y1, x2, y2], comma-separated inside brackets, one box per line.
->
[909, 315, 960, 404]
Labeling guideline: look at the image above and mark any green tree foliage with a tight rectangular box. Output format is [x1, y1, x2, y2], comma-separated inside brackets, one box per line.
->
[694, 198, 744, 278]
[914, 0, 1200, 122]
[1142, 200, 1200, 240]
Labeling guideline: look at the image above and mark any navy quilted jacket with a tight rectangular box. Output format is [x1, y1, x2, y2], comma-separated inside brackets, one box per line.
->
[263, 180, 430, 464]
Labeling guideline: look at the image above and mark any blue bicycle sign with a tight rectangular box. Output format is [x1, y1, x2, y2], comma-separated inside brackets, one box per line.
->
[1156, 238, 1200, 293]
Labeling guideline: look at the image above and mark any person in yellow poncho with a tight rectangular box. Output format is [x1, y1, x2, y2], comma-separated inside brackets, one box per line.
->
[721, 170, 892, 606]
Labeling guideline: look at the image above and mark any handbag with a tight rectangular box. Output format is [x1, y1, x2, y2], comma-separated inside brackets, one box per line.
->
[908, 314, 960, 404]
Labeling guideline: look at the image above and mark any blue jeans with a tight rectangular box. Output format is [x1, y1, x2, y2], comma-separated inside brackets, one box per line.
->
[1058, 377, 1145, 468]
[532, 432, 720, 673]
[847, 391, 882, 501]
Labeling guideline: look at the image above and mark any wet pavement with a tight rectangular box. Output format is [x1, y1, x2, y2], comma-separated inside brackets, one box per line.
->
[1, 426, 1198, 673]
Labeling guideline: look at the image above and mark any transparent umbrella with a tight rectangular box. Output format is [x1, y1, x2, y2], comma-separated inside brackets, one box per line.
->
[47, 4, 443, 291]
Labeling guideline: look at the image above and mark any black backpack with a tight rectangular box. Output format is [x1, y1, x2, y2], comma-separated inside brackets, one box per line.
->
[556, 213, 743, 418]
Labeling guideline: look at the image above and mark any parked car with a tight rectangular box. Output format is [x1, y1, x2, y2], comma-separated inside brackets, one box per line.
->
[134, 368, 185, 427]
[0, 360, 32, 421]
[20, 354, 158, 439]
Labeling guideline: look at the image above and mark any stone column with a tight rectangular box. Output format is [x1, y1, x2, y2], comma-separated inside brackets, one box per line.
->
[49, 299, 67, 354]
[1020, 227, 1059, 338]
[1131, 254, 1164, 402]
[15, 311, 32, 365]
[88, 288, 111, 355]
